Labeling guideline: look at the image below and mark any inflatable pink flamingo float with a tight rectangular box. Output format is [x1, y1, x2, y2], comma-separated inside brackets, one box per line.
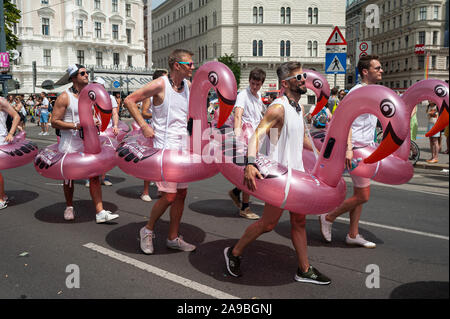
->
[424, 81, 449, 137]
[214, 86, 410, 215]
[115, 61, 237, 182]
[34, 83, 117, 180]
[0, 131, 38, 170]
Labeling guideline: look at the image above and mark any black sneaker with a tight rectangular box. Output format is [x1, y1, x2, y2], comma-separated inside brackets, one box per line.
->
[294, 266, 331, 285]
[224, 247, 241, 277]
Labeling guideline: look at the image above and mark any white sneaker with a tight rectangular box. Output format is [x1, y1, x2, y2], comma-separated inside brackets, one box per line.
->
[102, 179, 112, 186]
[139, 227, 155, 254]
[64, 206, 75, 220]
[140, 194, 152, 202]
[38, 132, 44, 135]
[319, 214, 332, 243]
[95, 210, 119, 223]
[345, 234, 376, 248]
[0, 200, 7, 210]
[166, 236, 196, 252]
[43, 132, 49, 136]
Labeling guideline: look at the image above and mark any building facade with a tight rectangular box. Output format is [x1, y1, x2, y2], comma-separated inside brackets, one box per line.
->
[346, 0, 449, 90]
[152, 0, 347, 105]
[11, 0, 149, 94]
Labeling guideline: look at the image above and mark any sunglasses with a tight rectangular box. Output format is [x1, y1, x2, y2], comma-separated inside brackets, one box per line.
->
[373, 66, 382, 71]
[177, 61, 194, 68]
[284, 73, 307, 82]
[79, 71, 90, 77]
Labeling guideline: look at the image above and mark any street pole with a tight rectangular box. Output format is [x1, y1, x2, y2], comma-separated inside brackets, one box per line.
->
[0, 0, 9, 97]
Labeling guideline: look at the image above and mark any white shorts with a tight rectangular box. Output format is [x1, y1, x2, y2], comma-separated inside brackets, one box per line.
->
[351, 174, 371, 188]
[156, 181, 188, 194]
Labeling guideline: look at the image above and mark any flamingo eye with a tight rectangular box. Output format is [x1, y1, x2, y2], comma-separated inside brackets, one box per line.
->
[88, 91, 96, 101]
[434, 85, 448, 97]
[208, 72, 219, 86]
[380, 99, 396, 118]
[313, 79, 323, 89]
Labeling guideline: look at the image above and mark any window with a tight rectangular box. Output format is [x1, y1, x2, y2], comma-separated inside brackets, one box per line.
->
[112, 0, 118, 12]
[308, 40, 312, 56]
[95, 22, 102, 38]
[96, 51, 103, 67]
[418, 55, 425, 69]
[286, 8, 291, 24]
[42, 18, 50, 36]
[213, 11, 217, 27]
[126, 4, 131, 17]
[281, 7, 285, 24]
[41, 0, 48, 4]
[252, 40, 263, 56]
[253, 6, 263, 24]
[308, 8, 312, 24]
[313, 8, 318, 24]
[95, 0, 101, 9]
[433, 6, 439, 20]
[419, 7, 427, 20]
[76, 0, 82, 6]
[433, 31, 439, 45]
[112, 24, 119, 40]
[281, 7, 291, 24]
[43, 49, 51, 66]
[113, 52, 119, 66]
[405, 35, 409, 48]
[127, 55, 133, 68]
[418, 31, 425, 44]
[405, 58, 408, 69]
[77, 50, 84, 65]
[258, 40, 263, 56]
[280, 40, 285, 56]
[213, 43, 217, 57]
[77, 20, 83, 36]
[406, 11, 410, 24]
[126, 28, 131, 44]
[313, 41, 318, 57]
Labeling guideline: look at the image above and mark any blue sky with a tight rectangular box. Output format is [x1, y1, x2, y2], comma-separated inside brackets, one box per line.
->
[152, 0, 166, 9]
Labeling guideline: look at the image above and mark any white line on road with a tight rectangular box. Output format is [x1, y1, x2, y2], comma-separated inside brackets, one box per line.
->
[336, 217, 449, 241]
[83, 243, 240, 299]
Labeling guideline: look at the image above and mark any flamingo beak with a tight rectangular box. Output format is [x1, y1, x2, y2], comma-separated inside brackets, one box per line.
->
[217, 90, 236, 128]
[364, 122, 404, 164]
[425, 101, 449, 137]
[310, 94, 329, 116]
[94, 103, 112, 132]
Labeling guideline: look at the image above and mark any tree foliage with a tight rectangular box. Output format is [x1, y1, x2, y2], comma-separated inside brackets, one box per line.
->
[3, 0, 21, 50]
[218, 54, 241, 88]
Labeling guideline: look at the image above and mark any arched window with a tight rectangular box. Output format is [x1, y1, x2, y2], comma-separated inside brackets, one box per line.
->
[253, 7, 258, 23]
[258, 7, 264, 23]
[313, 41, 318, 57]
[286, 7, 291, 24]
[258, 40, 263, 56]
[307, 40, 312, 56]
[313, 8, 318, 24]
[286, 40, 291, 56]
[280, 40, 285, 56]
[253, 40, 258, 56]
[281, 7, 285, 24]
[308, 8, 312, 24]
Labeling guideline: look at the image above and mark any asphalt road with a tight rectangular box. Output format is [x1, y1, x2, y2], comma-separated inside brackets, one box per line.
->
[0, 125, 448, 302]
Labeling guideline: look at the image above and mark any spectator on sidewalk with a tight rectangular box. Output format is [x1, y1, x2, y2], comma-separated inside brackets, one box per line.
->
[426, 101, 440, 163]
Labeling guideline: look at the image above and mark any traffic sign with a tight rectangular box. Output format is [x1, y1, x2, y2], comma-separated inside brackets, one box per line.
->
[326, 26, 347, 46]
[113, 80, 121, 88]
[0, 52, 10, 72]
[356, 41, 372, 63]
[0, 74, 12, 80]
[325, 53, 347, 74]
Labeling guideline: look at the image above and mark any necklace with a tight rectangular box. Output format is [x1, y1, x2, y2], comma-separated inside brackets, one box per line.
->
[70, 86, 79, 95]
[168, 74, 184, 91]
[284, 94, 302, 113]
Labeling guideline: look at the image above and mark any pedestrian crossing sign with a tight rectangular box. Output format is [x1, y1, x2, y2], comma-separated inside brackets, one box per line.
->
[325, 53, 347, 74]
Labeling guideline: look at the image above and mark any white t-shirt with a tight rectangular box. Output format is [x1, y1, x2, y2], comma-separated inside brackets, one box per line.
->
[107, 95, 118, 128]
[41, 98, 49, 114]
[234, 87, 265, 130]
[349, 83, 378, 145]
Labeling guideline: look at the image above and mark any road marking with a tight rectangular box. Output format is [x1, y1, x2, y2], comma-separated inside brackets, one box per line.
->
[336, 217, 449, 241]
[83, 243, 240, 299]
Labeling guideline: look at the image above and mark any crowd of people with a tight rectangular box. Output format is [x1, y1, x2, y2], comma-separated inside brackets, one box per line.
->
[0, 51, 448, 287]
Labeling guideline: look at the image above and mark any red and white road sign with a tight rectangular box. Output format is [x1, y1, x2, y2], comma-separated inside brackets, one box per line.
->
[356, 41, 372, 64]
[415, 44, 425, 55]
[326, 26, 347, 45]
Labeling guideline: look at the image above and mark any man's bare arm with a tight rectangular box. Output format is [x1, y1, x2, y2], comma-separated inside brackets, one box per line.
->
[51, 92, 80, 130]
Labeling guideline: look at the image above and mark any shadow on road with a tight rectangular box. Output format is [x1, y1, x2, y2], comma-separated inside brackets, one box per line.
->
[390, 281, 449, 298]
[34, 200, 118, 224]
[274, 219, 384, 248]
[105, 221, 206, 255]
[116, 185, 160, 200]
[188, 199, 263, 218]
[5, 190, 39, 207]
[188, 239, 297, 286]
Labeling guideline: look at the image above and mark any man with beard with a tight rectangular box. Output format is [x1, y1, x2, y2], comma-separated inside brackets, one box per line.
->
[224, 62, 331, 285]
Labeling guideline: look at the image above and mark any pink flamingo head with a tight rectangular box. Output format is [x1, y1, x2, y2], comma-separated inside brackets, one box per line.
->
[303, 69, 330, 116]
[79, 83, 112, 132]
[190, 61, 237, 129]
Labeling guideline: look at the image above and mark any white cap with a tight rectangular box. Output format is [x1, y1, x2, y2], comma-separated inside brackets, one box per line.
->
[67, 64, 80, 78]
[94, 77, 106, 87]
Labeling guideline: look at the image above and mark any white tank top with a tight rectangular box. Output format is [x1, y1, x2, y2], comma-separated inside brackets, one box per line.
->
[58, 89, 84, 153]
[268, 96, 305, 172]
[0, 109, 8, 146]
[151, 76, 190, 150]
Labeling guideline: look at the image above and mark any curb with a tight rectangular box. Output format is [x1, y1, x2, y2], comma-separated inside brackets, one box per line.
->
[415, 161, 449, 171]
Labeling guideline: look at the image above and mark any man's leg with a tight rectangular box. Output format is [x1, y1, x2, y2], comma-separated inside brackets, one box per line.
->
[145, 191, 175, 231]
[63, 181, 75, 220]
[326, 186, 370, 223]
[167, 188, 187, 240]
[89, 176, 119, 223]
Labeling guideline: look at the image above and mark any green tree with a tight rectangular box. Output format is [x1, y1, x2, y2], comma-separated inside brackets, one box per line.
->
[218, 53, 241, 88]
[3, 0, 21, 50]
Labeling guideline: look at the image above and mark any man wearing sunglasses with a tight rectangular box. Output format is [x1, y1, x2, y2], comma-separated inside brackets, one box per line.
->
[51, 64, 119, 223]
[224, 62, 331, 285]
[125, 49, 197, 255]
[319, 55, 383, 249]
[228, 67, 267, 220]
